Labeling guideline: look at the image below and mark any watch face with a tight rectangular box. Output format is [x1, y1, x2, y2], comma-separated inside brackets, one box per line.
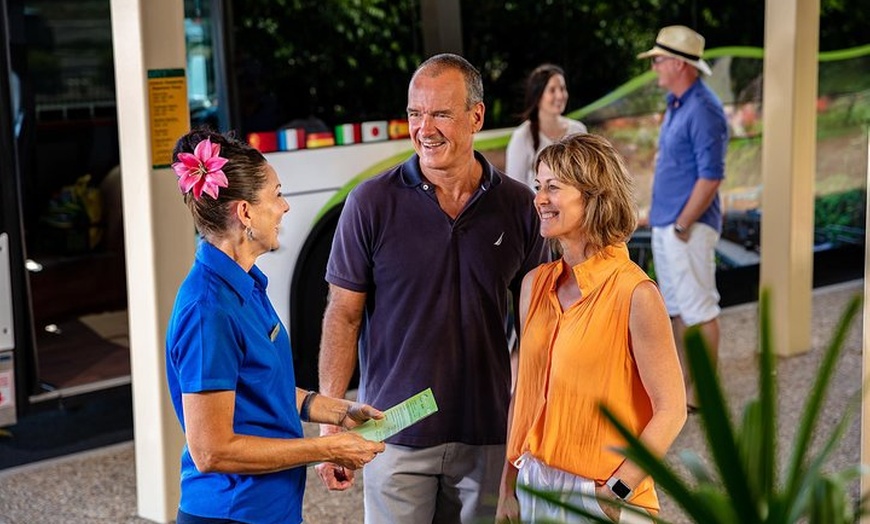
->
[611, 479, 631, 499]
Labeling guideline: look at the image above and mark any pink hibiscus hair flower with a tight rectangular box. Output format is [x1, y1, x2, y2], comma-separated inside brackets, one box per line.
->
[171, 138, 229, 200]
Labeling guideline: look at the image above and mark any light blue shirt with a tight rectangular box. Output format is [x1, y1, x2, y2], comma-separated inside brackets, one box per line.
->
[166, 240, 304, 524]
[649, 79, 728, 232]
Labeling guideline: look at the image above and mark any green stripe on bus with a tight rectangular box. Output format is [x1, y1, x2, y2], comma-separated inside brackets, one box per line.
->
[315, 43, 870, 223]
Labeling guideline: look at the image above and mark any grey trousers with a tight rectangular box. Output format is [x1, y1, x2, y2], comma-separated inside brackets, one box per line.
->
[363, 442, 504, 524]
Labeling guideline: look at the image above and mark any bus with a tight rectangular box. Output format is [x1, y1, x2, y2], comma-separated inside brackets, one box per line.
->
[0, 0, 866, 425]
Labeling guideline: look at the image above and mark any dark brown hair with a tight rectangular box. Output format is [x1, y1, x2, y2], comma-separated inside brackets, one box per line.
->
[522, 64, 565, 152]
[171, 128, 268, 239]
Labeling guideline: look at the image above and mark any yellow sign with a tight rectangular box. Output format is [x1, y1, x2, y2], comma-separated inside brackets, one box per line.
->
[148, 69, 189, 168]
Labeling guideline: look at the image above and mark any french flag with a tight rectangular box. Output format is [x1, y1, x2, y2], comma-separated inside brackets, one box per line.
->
[278, 128, 306, 151]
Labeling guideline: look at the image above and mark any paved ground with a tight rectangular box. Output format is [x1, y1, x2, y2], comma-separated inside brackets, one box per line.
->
[0, 280, 863, 523]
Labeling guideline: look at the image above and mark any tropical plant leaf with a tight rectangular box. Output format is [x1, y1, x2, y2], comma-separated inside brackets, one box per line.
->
[684, 327, 761, 523]
[756, 289, 777, 500]
[519, 478, 681, 524]
[516, 485, 618, 524]
[807, 475, 853, 524]
[693, 485, 742, 523]
[677, 449, 715, 486]
[855, 475, 870, 518]
[736, 399, 764, 497]
[788, 385, 864, 522]
[783, 295, 861, 506]
[600, 406, 722, 523]
[526, 289, 864, 524]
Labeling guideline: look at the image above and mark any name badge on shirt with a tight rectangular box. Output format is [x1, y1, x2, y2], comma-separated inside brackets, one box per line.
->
[269, 323, 280, 342]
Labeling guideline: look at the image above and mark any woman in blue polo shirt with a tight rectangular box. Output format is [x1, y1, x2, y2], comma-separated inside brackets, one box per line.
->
[165, 129, 385, 524]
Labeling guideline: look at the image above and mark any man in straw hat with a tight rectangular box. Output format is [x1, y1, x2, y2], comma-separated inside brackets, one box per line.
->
[638, 25, 728, 413]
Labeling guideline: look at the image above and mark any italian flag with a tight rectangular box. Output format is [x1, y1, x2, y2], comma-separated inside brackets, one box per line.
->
[335, 123, 362, 145]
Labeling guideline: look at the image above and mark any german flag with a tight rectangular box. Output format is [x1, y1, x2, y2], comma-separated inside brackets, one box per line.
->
[307, 132, 336, 148]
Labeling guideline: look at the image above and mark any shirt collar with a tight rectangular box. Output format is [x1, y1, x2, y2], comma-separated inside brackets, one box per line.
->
[554, 243, 631, 298]
[401, 151, 498, 191]
[666, 78, 702, 109]
[195, 240, 267, 304]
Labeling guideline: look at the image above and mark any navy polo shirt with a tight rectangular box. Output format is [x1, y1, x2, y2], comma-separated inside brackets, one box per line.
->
[166, 241, 304, 524]
[649, 79, 728, 232]
[326, 152, 548, 447]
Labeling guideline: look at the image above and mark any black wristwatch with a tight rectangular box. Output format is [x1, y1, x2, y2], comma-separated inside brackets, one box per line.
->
[606, 477, 633, 500]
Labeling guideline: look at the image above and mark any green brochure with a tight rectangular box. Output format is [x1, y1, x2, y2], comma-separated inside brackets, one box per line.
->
[350, 388, 439, 442]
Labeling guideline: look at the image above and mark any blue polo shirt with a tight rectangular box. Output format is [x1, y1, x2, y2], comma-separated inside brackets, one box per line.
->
[649, 79, 728, 232]
[326, 152, 548, 447]
[166, 241, 304, 524]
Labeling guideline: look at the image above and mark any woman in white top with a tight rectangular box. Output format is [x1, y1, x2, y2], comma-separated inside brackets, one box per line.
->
[506, 64, 587, 188]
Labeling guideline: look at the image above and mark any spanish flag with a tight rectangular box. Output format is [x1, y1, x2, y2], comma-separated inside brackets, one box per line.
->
[388, 119, 410, 139]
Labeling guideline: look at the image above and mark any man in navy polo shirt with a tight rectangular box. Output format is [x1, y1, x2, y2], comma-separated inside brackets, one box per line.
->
[638, 26, 729, 412]
[315, 53, 548, 522]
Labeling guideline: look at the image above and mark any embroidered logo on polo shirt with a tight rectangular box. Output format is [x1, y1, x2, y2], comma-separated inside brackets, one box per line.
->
[494, 232, 504, 246]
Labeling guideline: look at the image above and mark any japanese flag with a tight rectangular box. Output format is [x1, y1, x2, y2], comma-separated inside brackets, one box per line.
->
[361, 121, 389, 142]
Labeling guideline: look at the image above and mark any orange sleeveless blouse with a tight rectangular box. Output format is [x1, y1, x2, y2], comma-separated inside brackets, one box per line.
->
[507, 243, 659, 510]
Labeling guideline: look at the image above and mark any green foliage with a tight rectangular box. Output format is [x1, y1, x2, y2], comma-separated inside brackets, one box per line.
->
[231, 0, 867, 130]
[232, 0, 422, 129]
[815, 189, 866, 229]
[820, 56, 870, 95]
[590, 290, 865, 523]
[820, 0, 870, 51]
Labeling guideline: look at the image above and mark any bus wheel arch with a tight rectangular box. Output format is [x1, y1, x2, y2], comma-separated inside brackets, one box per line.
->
[288, 203, 360, 391]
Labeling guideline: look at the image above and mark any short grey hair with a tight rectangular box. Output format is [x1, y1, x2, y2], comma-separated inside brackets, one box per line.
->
[413, 53, 484, 108]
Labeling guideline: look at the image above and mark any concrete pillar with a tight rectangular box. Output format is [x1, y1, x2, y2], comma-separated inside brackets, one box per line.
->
[861, 131, 870, 523]
[109, 0, 193, 521]
[759, 0, 819, 355]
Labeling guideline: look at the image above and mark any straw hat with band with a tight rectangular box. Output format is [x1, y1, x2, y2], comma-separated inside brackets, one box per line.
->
[637, 25, 712, 76]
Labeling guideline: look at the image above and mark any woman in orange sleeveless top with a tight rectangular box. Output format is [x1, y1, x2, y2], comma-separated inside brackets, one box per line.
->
[496, 134, 687, 523]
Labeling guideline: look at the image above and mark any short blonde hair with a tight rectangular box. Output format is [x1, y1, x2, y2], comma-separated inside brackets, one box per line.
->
[536, 133, 637, 253]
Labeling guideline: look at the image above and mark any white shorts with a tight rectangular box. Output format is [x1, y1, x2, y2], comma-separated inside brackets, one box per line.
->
[651, 223, 721, 326]
[514, 453, 652, 523]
